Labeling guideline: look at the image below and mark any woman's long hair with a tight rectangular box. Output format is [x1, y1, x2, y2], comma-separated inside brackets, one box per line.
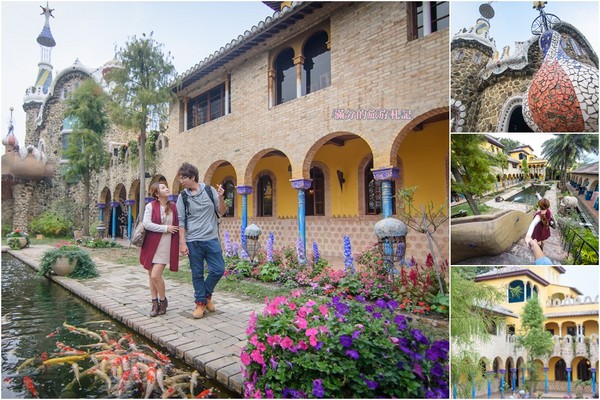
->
[537, 198, 550, 227]
[149, 182, 172, 215]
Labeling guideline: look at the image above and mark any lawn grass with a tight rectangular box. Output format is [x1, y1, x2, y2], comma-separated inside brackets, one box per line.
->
[451, 202, 498, 216]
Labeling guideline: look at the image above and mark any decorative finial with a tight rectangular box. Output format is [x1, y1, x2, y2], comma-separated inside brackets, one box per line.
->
[531, 2, 561, 35]
[40, 2, 55, 26]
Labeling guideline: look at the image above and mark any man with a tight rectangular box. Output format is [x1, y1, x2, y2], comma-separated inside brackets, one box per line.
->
[176, 162, 227, 318]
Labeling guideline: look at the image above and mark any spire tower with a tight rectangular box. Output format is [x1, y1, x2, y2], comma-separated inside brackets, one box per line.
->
[24, 2, 56, 104]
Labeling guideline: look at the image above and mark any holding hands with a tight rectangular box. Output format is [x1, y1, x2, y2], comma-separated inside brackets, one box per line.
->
[167, 225, 179, 234]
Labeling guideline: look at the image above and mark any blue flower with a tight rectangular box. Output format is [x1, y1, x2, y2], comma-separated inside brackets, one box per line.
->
[387, 299, 398, 309]
[411, 329, 430, 345]
[312, 241, 320, 264]
[345, 349, 360, 359]
[431, 363, 444, 377]
[364, 379, 378, 390]
[375, 299, 387, 309]
[373, 312, 383, 319]
[351, 330, 361, 339]
[335, 302, 350, 316]
[394, 314, 407, 330]
[355, 295, 366, 303]
[343, 235, 354, 274]
[340, 335, 353, 348]
[312, 379, 325, 398]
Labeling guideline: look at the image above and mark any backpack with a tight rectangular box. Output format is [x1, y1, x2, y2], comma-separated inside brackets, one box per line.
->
[180, 184, 221, 230]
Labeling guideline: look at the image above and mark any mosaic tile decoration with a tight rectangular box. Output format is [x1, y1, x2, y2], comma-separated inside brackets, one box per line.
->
[522, 29, 599, 132]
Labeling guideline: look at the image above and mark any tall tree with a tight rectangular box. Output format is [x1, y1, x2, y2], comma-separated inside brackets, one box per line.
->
[521, 158, 530, 181]
[516, 295, 554, 396]
[108, 32, 176, 211]
[496, 137, 523, 155]
[492, 152, 509, 188]
[451, 135, 497, 215]
[63, 79, 110, 236]
[542, 135, 598, 190]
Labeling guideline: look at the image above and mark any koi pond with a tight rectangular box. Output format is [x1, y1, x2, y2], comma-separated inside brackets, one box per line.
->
[506, 184, 549, 204]
[1, 254, 234, 398]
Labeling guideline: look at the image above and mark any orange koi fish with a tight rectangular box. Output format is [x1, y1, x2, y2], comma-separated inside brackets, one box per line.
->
[23, 376, 39, 398]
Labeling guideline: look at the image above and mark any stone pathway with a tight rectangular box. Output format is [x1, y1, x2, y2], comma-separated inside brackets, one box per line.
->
[460, 182, 567, 265]
[5, 245, 265, 395]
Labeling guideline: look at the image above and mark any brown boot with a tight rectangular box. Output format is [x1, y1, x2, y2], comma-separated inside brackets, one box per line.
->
[158, 297, 168, 315]
[206, 296, 216, 312]
[150, 299, 159, 317]
[193, 303, 206, 319]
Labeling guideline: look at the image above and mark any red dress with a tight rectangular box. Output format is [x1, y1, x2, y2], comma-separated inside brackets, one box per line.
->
[139, 201, 180, 272]
[531, 210, 551, 242]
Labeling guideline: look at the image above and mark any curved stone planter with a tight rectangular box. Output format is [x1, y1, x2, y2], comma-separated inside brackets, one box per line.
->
[52, 257, 77, 276]
[451, 209, 534, 264]
[17, 237, 27, 249]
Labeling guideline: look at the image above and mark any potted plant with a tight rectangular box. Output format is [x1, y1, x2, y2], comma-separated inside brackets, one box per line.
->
[38, 241, 99, 278]
[6, 229, 30, 250]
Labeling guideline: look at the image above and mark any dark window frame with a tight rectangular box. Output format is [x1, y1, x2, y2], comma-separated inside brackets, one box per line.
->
[306, 167, 325, 216]
[407, 2, 449, 41]
[365, 160, 396, 215]
[187, 83, 227, 129]
[257, 174, 273, 217]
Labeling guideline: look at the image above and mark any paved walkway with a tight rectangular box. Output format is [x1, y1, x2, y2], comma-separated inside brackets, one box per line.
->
[5, 245, 265, 395]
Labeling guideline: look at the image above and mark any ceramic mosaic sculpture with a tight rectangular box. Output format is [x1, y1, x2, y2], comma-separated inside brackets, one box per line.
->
[522, 29, 599, 132]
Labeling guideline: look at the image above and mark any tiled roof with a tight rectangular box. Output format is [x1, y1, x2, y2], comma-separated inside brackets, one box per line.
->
[475, 267, 551, 287]
[546, 310, 599, 318]
[571, 162, 599, 175]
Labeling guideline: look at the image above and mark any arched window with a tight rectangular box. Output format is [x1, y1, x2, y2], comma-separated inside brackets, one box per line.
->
[275, 48, 296, 105]
[533, 285, 539, 297]
[479, 360, 487, 379]
[365, 160, 396, 215]
[223, 180, 235, 217]
[526, 282, 532, 300]
[508, 106, 534, 132]
[257, 175, 273, 217]
[306, 167, 325, 216]
[555, 360, 567, 381]
[302, 31, 330, 95]
[577, 359, 591, 381]
[508, 280, 525, 303]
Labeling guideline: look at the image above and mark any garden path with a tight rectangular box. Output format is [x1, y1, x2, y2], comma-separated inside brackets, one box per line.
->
[7, 245, 265, 395]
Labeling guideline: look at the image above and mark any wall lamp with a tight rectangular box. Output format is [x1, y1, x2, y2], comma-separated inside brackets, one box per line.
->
[337, 170, 346, 192]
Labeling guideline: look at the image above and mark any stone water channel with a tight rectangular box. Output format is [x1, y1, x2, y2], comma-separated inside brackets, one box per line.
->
[1, 253, 238, 398]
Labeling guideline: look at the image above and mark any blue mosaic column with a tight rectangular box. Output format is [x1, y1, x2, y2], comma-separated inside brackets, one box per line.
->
[125, 199, 135, 240]
[453, 384, 457, 399]
[97, 203, 105, 222]
[291, 179, 312, 256]
[567, 367, 572, 395]
[499, 369, 505, 399]
[236, 185, 253, 241]
[521, 367, 525, 386]
[592, 368, 597, 397]
[544, 367, 549, 393]
[471, 382, 476, 399]
[510, 368, 516, 395]
[109, 201, 120, 240]
[487, 371, 493, 398]
[372, 166, 400, 218]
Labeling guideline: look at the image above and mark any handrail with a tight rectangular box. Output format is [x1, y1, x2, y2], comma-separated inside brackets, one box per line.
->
[559, 222, 599, 265]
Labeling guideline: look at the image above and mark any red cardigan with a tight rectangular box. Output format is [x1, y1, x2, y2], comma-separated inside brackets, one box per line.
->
[139, 201, 179, 272]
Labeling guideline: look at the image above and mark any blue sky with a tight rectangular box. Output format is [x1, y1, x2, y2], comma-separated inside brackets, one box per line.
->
[451, 1, 599, 55]
[1, 1, 274, 148]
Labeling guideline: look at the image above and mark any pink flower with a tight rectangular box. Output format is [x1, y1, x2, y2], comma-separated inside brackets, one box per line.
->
[298, 340, 308, 351]
[288, 302, 297, 311]
[305, 300, 316, 307]
[250, 335, 259, 346]
[254, 389, 262, 399]
[257, 342, 266, 352]
[318, 325, 329, 334]
[246, 311, 257, 335]
[291, 289, 303, 297]
[294, 316, 308, 330]
[318, 305, 329, 317]
[251, 350, 265, 365]
[305, 328, 318, 336]
[309, 335, 318, 347]
[267, 334, 281, 347]
[281, 337, 294, 349]
[240, 351, 251, 366]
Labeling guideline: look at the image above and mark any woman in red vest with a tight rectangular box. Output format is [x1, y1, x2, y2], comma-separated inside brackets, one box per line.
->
[139, 182, 180, 317]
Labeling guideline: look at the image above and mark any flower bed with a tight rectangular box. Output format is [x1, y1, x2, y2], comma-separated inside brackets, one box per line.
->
[241, 291, 449, 398]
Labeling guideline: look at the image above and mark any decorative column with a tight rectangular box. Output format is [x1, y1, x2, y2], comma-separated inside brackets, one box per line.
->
[471, 382, 476, 399]
[499, 369, 505, 399]
[422, 2, 432, 36]
[372, 166, 400, 218]
[510, 368, 516, 395]
[224, 74, 230, 115]
[521, 367, 525, 386]
[567, 367, 572, 395]
[183, 97, 188, 131]
[544, 367, 549, 393]
[453, 384, 457, 399]
[267, 69, 276, 108]
[487, 371, 493, 399]
[97, 203, 105, 222]
[125, 200, 135, 240]
[237, 185, 253, 240]
[592, 368, 597, 397]
[109, 201, 119, 240]
[291, 178, 312, 256]
[293, 55, 305, 98]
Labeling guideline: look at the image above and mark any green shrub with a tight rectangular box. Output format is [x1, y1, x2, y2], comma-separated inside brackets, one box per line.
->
[28, 211, 71, 237]
[38, 241, 99, 279]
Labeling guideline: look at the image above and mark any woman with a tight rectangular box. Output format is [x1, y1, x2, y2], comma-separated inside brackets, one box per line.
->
[139, 183, 180, 317]
[525, 198, 552, 251]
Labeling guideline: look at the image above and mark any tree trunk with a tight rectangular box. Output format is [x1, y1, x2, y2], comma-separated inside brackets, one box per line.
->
[451, 167, 480, 215]
[83, 169, 90, 236]
[139, 109, 147, 215]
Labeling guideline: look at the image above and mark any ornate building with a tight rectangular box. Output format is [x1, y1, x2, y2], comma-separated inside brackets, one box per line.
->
[3, 2, 450, 264]
[451, 3, 599, 133]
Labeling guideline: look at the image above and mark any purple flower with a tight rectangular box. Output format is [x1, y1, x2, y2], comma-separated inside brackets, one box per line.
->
[375, 299, 387, 309]
[312, 379, 325, 397]
[431, 363, 444, 377]
[233, 242, 239, 256]
[387, 299, 398, 309]
[373, 312, 383, 319]
[270, 357, 278, 370]
[312, 241, 320, 264]
[355, 295, 366, 303]
[340, 335, 353, 348]
[351, 330, 361, 339]
[224, 231, 233, 257]
[364, 379, 378, 390]
[411, 329, 430, 345]
[296, 236, 306, 263]
[394, 314, 407, 330]
[343, 235, 354, 274]
[266, 232, 274, 262]
[345, 349, 360, 359]
[335, 302, 350, 316]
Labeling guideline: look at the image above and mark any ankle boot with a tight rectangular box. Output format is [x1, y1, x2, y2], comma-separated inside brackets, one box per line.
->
[150, 299, 160, 317]
[158, 297, 168, 315]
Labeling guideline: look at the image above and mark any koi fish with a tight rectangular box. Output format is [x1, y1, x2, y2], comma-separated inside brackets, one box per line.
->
[71, 363, 81, 386]
[131, 364, 141, 383]
[156, 367, 165, 393]
[190, 370, 199, 397]
[196, 388, 214, 399]
[43, 353, 89, 366]
[93, 368, 112, 393]
[16, 357, 37, 372]
[116, 369, 132, 397]
[161, 386, 176, 399]
[147, 346, 171, 363]
[144, 365, 156, 399]
[3, 377, 11, 383]
[23, 376, 39, 398]
[45, 329, 59, 338]
[162, 373, 191, 386]
[40, 352, 48, 362]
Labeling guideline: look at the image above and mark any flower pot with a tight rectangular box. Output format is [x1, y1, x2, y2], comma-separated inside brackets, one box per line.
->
[17, 237, 27, 249]
[52, 256, 77, 276]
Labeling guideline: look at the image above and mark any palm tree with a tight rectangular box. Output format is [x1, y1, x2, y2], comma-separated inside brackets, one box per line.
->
[542, 135, 598, 189]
